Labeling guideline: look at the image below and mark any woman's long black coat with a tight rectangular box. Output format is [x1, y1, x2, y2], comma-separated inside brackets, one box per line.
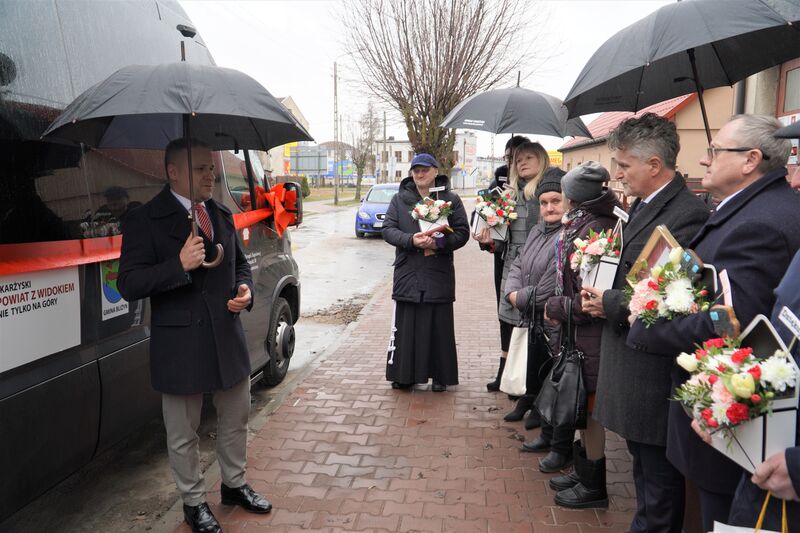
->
[382, 175, 470, 303]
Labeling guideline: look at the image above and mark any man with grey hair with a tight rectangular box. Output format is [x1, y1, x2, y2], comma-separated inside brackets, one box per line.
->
[581, 112, 708, 530]
[627, 114, 800, 531]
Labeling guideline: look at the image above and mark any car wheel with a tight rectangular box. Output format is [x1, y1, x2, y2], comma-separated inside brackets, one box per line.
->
[355, 230, 366, 238]
[261, 296, 294, 386]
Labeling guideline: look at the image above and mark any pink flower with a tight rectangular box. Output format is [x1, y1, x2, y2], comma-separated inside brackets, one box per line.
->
[584, 240, 605, 256]
[630, 278, 659, 315]
[711, 379, 734, 408]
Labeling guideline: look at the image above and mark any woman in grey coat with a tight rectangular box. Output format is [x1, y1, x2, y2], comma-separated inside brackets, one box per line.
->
[477, 141, 550, 426]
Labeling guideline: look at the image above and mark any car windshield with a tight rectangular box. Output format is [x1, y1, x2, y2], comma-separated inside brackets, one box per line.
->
[366, 188, 398, 203]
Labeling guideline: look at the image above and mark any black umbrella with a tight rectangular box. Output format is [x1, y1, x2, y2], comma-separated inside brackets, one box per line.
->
[776, 121, 800, 139]
[563, 0, 800, 143]
[43, 60, 312, 266]
[440, 86, 592, 138]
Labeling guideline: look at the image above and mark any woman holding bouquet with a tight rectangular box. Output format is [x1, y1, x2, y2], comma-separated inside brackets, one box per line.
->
[478, 141, 550, 425]
[543, 161, 620, 507]
[382, 153, 469, 392]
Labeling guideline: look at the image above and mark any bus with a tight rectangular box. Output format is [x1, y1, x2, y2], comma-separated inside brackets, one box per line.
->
[0, 0, 301, 521]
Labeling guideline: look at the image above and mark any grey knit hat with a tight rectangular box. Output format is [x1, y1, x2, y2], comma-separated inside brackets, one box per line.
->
[561, 161, 610, 204]
[535, 167, 565, 198]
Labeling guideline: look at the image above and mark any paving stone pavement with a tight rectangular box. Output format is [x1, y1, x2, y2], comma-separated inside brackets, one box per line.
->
[175, 241, 635, 532]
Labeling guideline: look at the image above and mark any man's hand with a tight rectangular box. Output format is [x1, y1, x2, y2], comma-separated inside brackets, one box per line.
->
[472, 227, 493, 244]
[581, 287, 607, 318]
[752, 450, 800, 501]
[691, 419, 713, 445]
[180, 233, 205, 272]
[413, 232, 435, 249]
[509, 291, 517, 308]
[227, 284, 252, 313]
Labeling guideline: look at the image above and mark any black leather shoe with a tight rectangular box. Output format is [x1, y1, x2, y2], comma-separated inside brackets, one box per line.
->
[521, 435, 550, 453]
[549, 469, 580, 491]
[539, 451, 573, 473]
[432, 381, 446, 392]
[221, 483, 272, 513]
[391, 382, 413, 390]
[524, 409, 541, 430]
[183, 503, 221, 533]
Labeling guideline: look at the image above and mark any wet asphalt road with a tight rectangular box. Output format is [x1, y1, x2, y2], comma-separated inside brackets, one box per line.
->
[0, 200, 395, 533]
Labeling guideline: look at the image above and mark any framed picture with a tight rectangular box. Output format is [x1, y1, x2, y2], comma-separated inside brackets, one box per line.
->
[627, 225, 681, 286]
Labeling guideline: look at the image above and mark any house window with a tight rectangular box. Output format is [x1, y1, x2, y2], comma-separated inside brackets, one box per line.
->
[395, 170, 402, 178]
[394, 151, 402, 162]
[778, 58, 800, 115]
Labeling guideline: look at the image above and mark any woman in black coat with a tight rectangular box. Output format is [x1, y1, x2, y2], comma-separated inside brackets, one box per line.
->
[382, 154, 470, 392]
[544, 161, 620, 508]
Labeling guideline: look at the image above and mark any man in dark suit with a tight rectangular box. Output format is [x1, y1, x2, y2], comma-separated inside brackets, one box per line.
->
[626, 114, 800, 531]
[118, 138, 271, 533]
[580, 113, 709, 531]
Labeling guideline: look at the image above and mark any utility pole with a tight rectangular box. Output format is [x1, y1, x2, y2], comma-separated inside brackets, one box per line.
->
[333, 61, 339, 205]
[382, 110, 387, 184]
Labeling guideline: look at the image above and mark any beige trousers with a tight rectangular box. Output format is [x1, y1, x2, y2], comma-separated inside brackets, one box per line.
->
[162, 378, 250, 506]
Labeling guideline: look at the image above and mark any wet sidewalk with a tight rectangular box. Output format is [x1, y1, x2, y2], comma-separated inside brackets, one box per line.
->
[176, 242, 635, 532]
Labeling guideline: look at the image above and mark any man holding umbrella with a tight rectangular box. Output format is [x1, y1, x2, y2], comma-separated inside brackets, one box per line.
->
[118, 138, 271, 533]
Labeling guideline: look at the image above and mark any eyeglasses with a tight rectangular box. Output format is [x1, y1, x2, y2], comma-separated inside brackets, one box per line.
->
[705, 146, 770, 161]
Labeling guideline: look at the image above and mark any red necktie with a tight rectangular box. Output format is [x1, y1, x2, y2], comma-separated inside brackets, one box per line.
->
[195, 203, 214, 240]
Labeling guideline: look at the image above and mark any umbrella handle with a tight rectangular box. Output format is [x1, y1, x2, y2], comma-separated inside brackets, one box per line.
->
[202, 244, 224, 268]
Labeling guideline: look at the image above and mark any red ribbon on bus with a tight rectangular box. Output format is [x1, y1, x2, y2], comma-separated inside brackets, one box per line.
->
[233, 183, 297, 237]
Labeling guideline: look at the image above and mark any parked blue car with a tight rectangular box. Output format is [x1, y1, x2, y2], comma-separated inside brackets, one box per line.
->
[355, 183, 400, 238]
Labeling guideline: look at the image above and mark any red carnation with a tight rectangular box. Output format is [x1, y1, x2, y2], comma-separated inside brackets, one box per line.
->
[648, 280, 659, 291]
[709, 375, 718, 384]
[701, 408, 714, 420]
[607, 237, 614, 244]
[496, 209, 504, 216]
[614, 250, 620, 255]
[707, 418, 719, 428]
[731, 348, 751, 364]
[705, 338, 726, 349]
[726, 403, 750, 425]
[695, 349, 708, 360]
[748, 365, 762, 380]
[645, 300, 658, 311]
[751, 394, 762, 403]
[717, 363, 728, 372]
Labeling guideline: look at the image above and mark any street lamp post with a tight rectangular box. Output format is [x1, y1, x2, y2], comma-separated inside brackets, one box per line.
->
[333, 61, 339, 205]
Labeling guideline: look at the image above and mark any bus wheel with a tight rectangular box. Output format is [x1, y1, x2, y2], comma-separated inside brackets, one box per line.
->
[261, 297, 294, 386]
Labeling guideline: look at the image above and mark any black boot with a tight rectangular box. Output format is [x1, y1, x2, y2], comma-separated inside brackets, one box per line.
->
[549, 441, 584, 490]
[503, 394, 534, 422]
[486, 357, 506, 391]
[524, 407, 541, 430]
[554, 454, 608, 509]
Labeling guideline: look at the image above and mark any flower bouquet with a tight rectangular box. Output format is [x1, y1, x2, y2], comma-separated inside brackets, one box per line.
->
[571, 228, 621, 291]
[411, 196, 454, 234]
[471, 188, 517, 240]
[626, 246, 712, 327]
[674, 315, 800, 472]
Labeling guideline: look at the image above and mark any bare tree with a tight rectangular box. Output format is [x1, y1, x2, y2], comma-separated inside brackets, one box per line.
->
[350, 103, 381, 201]
[341, 0, 533, 174]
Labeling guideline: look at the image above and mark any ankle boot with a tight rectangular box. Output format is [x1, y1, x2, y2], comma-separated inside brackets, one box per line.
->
[524, 407, 541, 430]
[504, 394, 534, 422]
[549, 441, 584, 490]
[486, 357, 506, 391]
[553, 455, 608, 509]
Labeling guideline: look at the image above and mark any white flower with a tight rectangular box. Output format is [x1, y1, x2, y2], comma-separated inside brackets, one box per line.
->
[669, 246, 684, 267]
[676, 352, 699, 372]
[417, 204, 430, 217]
[663, 278, 694, 313]
[760, 351, 798, 392]
[711, 403, 730, 425]
[481, 206, 494, 218]
[410, 210, 419, 220]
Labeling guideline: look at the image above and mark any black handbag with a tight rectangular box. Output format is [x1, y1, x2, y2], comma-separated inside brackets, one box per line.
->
[534, 298, 588, 430]
[522, 288, 554, 396]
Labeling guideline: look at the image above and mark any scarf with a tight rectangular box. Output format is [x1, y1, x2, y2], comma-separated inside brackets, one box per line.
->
[554, 208, 587, 296]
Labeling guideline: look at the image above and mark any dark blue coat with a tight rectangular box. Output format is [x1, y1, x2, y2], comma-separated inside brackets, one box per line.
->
[627, 168, 800, 494]
[118, 185, 253, 395]
[382, 175, 469, 303]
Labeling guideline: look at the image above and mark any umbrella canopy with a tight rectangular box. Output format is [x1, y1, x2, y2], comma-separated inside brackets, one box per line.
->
[440, 86, 592, 138]
[563, 0, 800, 138]
[42, 62, 312, 150]
[775, 121, 800, 139]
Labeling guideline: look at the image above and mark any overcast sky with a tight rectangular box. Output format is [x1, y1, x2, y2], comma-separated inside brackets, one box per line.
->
[180, 0, 672, 155]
